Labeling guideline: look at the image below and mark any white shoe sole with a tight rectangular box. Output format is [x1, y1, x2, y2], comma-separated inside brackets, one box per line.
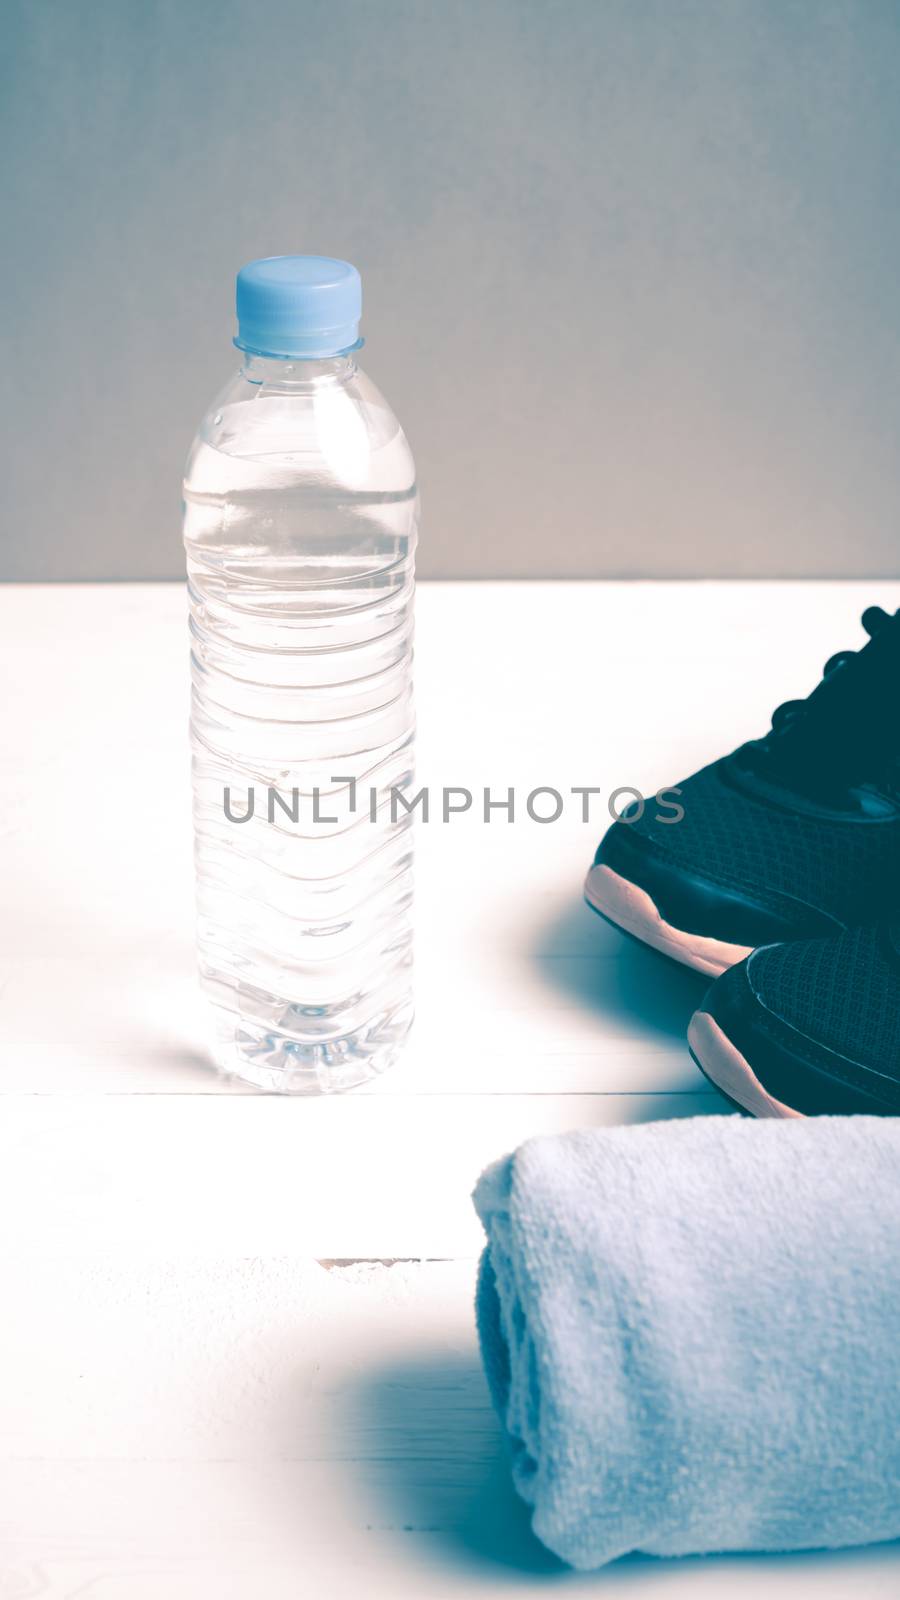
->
[687, 1010, 803, 1118]
[583, 863, 754, 979]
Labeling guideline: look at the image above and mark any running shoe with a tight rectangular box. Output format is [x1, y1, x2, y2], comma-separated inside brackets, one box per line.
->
[585, 606, 900, 976]
[687, 924, 900, 1116]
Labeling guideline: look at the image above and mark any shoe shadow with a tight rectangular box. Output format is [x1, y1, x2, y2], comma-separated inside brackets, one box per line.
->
[536, 898, 710, 1041]
[531, 899, 712, 1110]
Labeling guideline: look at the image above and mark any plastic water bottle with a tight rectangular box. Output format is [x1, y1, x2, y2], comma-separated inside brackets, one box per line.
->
[183, 256, 417, 1093]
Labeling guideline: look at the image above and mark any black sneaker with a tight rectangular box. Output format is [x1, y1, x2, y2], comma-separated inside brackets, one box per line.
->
[585, 606, 900, 976]
[687, 924, 900, 1117]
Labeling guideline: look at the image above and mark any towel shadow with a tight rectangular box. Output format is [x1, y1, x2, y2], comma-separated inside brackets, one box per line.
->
[344, 1349, 567, 1581]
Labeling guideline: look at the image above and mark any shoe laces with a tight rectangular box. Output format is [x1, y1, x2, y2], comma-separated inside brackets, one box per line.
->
[769, 607, 894, 733]
[760, 606, 900, 798]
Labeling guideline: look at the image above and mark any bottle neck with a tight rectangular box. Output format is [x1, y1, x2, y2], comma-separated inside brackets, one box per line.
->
[240, 350, 358, 389]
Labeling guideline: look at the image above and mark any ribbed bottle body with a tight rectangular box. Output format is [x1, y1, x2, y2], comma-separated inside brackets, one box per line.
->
[183, 354, 417, 1092]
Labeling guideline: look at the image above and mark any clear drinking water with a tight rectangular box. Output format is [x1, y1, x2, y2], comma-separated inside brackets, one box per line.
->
[183, 256, 417, 1093]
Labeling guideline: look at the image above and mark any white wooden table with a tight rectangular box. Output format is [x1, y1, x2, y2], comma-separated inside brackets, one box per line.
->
[2, 580, 899, 1599]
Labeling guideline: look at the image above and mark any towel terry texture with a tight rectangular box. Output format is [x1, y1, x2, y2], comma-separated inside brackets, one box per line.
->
[473, 1115, 900, 1570]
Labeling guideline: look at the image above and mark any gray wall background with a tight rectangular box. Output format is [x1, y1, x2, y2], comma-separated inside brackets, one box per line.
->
[3, 0, 900, 580]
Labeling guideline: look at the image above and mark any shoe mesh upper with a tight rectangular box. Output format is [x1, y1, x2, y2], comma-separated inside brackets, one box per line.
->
[632, 759, 900, 924]
[748, 925, 900, 1073]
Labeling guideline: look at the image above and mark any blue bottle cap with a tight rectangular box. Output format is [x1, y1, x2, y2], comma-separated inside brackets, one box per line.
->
[235, 255, 362, 359]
